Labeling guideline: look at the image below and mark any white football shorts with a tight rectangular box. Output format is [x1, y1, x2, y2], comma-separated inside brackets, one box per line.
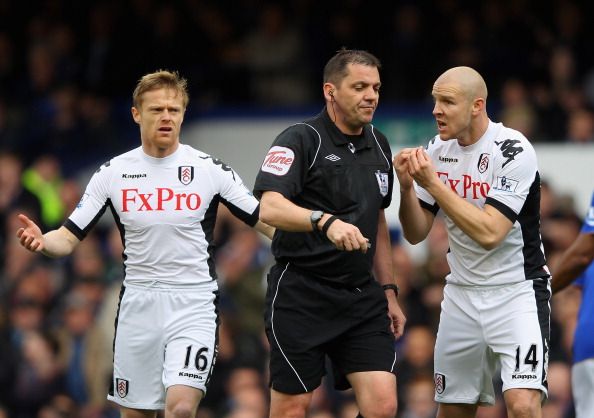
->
[434, 279, 550, 405]
[107, 282, 219, 410]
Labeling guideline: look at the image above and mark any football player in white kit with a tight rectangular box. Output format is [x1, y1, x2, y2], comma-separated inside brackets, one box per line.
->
[16, 70, 274, 418]
[394, 67, 550, 418]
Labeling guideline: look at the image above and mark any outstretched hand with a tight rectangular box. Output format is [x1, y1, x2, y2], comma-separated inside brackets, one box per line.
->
[16, 214, 45, 252]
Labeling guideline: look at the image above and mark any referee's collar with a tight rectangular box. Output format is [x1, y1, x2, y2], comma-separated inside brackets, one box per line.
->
[320, 107, 373, 150]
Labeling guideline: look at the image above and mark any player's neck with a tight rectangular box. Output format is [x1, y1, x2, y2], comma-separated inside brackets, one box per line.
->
[459, 115, 489, 146]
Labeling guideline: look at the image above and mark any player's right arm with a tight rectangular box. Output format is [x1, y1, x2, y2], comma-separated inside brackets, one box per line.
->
[394, 148, 434, 244]
[16, 213, 80, 257]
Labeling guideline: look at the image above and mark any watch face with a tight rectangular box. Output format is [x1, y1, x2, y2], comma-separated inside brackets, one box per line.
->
[311, 210, 323, 223]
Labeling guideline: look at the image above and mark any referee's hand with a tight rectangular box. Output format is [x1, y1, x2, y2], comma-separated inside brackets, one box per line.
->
[324, 218, 369, 253]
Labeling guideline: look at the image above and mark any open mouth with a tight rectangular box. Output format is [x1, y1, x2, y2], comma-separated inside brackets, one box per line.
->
[159, 127, 173, 132]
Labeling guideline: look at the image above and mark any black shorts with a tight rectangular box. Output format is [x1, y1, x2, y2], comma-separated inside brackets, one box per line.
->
[264, 263, 396, 394]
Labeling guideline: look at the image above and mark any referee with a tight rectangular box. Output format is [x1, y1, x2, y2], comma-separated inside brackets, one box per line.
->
[254, 49, 406, 418]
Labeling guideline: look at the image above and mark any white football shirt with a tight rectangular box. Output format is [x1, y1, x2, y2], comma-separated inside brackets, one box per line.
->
[65, 144, 259, 288]
[416, 120, 549, 286]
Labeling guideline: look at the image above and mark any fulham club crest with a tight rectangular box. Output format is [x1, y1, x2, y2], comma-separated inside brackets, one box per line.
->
[178, 166, 194, 185]
[116, 378, 129, 398]
[477, 153, 489, 173]
[434, 373, 446, 394]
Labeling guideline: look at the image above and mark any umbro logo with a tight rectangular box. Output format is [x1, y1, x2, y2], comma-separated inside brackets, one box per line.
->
[325, 154, 341, 161]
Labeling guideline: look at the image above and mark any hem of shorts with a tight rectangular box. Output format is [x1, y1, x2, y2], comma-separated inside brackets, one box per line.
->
[107, 395, 165, 410]
[271, 382, 315, 395]
[435, 395, 495, 406]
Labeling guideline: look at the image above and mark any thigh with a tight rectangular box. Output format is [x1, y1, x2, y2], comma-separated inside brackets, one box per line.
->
[486, 280, 549, 398]
[434, 285, 496, 406]
[329, 281, 395, 388]
[265, 265, 327, 394]
[572, 359, 594, 418]
[162, 288, 218, 395]
[109, 286, 167, 410]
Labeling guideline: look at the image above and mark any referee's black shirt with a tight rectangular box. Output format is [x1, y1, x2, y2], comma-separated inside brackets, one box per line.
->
[254, 109, 394, 287]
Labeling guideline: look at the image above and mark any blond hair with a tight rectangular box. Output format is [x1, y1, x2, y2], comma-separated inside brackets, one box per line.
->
[132, 70, 189, 109]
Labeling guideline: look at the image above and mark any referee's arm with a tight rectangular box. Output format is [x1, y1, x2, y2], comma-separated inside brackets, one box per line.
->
[374, 210, 406, 338]
[259, 191, 369, 252]
[259, 191, 318, 232]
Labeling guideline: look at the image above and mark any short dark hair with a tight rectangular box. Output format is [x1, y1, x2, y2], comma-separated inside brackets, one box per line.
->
[132, 69, 189, 109]
[323, 48, 381, 85]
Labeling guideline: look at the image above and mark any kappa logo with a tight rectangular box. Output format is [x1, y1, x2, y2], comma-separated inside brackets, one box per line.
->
[438, 155, 458, 163]
[434, 373, 446, 394]
[116, 378, 129, 398]
[325, 154, 341, 162]
[178, 166, 194, 185]
[495, 139, 524, 168]
[122, 173, 147, 179]
[261, 146, 294, 176]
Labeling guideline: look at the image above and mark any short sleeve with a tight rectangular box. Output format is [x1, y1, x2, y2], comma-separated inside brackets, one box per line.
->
[66, 162, 112, 239]
[487, 138, 538, 218]
[253, 125, 310, 200]
[214, 159, 260, 226]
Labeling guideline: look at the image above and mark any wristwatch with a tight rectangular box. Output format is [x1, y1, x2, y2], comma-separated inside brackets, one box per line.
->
[310, 210, 324, 231]
[382, 284, 400, 297]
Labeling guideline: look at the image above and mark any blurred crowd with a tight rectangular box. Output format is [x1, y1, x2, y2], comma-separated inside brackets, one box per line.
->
[2, 0, 594, 175]
[1, 0, 593, 417]
[0, 155, 585, 418]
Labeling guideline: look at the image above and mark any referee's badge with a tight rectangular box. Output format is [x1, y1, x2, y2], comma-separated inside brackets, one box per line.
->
[178, 166, 194, 185]
[375, 170, 389, 197]
[434, 373, 446, 394]
[116, 378, 129, 398]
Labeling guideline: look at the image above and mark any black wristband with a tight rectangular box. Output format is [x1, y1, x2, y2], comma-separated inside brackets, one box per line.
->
[382, 283, 399, 296]
[321, 215, 339, 236]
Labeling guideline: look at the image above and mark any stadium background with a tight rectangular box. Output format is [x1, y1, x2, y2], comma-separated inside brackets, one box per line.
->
[1, 1, 593, 417]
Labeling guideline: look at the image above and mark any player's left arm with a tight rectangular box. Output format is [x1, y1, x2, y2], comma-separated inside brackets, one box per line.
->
[408, 147, 513, 250]
[373, 210, 406, 338]
[551, 231, 594, 293]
